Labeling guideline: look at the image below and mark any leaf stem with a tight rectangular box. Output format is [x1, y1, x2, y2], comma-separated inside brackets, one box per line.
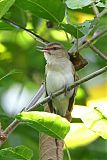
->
[89, 44, 107, 62]
[92, 2, 99, 17]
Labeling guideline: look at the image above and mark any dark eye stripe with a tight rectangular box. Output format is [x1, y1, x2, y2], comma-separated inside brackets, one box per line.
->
[53, 47, 58, 50]
[44, 45, 62, 51]
[52, 47, 61, 50]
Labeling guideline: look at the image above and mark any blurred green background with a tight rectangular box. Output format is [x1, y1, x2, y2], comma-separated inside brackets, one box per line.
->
[0, 2, 107, 160]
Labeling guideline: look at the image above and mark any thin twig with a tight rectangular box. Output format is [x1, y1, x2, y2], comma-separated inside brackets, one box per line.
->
[0, 84, 45, 146]
[2, 17, 49, 45]
[78, 28, 107, 52]
[0, 119, 19, 146]
[0, 70, 21, 81]
[1, 65, 107, 146]
[3, 119, 19, 136]
[89, 44, 107, 61]
[65, 31, 70, 43]
[1, 7, 107, 146]
[98, 8, 107, 18]
[0, 66, 107, 145]
[16, 66, 107, 111]
[24, 83, 45, 111]
[65, 7, 71, 24]
[68, 8, 107, 55]
[92, 3, 99, 17]
[64, 7, 71, 43]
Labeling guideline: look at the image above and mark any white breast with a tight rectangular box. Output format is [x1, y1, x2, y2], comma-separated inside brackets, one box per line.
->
[45, 58, 75, 116]
[46, 58, 74, 95]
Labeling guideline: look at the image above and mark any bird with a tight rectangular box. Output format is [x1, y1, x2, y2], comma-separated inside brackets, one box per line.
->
[41, 42, 78, 122]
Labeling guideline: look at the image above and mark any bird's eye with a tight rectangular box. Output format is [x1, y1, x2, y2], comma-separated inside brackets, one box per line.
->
[53, 47, 58, 50]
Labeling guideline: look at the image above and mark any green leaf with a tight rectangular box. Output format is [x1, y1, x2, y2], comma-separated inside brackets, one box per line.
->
[106, 0, 107, 7]
[0, 113, 10, 120]
[64, 105, 98, 148]
[61, 23, 84, 38]
[66, 0, 94, 9]
[0, 0, 15, 19]
[15, 0, 65, 23]
[0, 146, 33, 160]
[96, 2, 105, 7]
[8, 4, 27, 27]
[0, 70, 21, 81]
[0, 22, 14, 30]
[16, 111, 70, 139]
[79, 20, 92, 35]
[81, 106, 107, 139]
[65, 123, 98, 149]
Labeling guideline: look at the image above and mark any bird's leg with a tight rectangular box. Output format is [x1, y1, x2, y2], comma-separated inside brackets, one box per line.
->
[47, 93, 54, 113]
[64, 84, 69, 96]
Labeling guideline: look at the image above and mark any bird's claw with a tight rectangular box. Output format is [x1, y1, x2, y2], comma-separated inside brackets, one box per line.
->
[64, 84, 69, 96]
[48, 93, 53, 101]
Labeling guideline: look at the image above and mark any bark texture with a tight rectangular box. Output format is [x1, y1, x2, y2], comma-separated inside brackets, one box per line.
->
[39, 133, 64, 160]
[39, 106, 64, 160]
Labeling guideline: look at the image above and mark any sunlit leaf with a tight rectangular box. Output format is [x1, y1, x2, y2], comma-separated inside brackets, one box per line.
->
[0, 0, 15, 19]
[15, 0, 65, 23]
[63, 106, 98, 148]
[16, 111, 70, 139]
[0, 22, 14, 30]
[96, 2, 105, 7]
[61, 23, 84, 38]
[66, 0, 96, 9]
[64, 123, 98, 148]
[81, 106, 107, 139]
[0, 145, 33, 160]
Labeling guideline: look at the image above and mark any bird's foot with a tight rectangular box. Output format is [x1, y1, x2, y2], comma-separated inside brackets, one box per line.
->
[64, 84, 69, 96]
[48, 93, 53, 101]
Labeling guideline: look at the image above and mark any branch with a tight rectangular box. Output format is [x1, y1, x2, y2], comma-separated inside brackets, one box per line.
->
[98, 8, 107, 18]
[0, 66, 107, 145]
[2, 17, 49, 45]
[0, 83, 45, 146]
[89, 44, 107, 61]
[34, 66, 107, 108]
[78, 28, 107, 52]
[24, 83, 45, 111]
[1, 7, 107, 146]
[68, 8, 107, 55]
[92, 3, 99, 17]
[0, 119, 19, 146]
[65, 7, 71, 24]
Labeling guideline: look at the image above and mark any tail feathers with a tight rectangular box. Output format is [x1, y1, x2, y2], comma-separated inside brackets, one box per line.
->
[66, 92, 75, 122]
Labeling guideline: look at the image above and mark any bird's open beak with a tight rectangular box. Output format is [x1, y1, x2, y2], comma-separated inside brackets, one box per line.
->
[37, 46, 50, 53]
[36, 46, 44, 52]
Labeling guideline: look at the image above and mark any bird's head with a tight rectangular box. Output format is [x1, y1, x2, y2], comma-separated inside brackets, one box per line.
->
[41, 42, 67, 62]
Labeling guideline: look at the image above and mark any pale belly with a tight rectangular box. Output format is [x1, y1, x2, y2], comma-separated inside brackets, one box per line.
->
[46, 65, 74, 116]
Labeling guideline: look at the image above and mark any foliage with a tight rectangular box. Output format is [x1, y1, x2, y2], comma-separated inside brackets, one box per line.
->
[0, 0, 107, 160]
[82, 106, 107, 139]
[0, 0, 15, 19]
[16, 111, 70, 139]
[0, 145, 33, 160]
[15, 0, 65, 23]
